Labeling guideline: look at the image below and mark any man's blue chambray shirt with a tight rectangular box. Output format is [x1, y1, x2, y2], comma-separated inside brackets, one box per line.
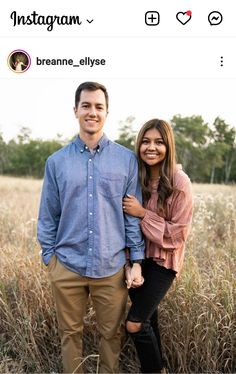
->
[37, 134, 145, 278]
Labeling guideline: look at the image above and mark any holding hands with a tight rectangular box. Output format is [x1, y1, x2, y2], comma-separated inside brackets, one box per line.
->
[125, 263, 144, 289]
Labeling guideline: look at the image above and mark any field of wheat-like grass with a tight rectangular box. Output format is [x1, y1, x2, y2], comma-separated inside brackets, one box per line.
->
[0, 176, 235, 373]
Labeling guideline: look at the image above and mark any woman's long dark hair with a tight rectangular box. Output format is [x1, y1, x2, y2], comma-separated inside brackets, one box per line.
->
[136, 119, 176, 215]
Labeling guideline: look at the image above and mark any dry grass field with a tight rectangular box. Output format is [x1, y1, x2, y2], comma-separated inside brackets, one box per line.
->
[0, 176, 235, 373]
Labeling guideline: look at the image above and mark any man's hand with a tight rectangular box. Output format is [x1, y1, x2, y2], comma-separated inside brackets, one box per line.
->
[125, 263, 144, 289]
[123, 195, 146, 218]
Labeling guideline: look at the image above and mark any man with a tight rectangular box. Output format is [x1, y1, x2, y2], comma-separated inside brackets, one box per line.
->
[37, 81, 145, 373]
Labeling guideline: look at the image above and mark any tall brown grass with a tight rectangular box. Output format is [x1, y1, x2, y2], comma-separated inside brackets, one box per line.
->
[0, 176, 235, 373]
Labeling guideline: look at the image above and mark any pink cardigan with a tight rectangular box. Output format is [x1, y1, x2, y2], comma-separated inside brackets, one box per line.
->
[141, 168, 193, 274]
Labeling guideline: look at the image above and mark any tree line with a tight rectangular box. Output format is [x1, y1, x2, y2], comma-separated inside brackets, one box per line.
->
[0, 115, 235, 183]
[115, 115, 236, 183]
[0, 128, 63, 178]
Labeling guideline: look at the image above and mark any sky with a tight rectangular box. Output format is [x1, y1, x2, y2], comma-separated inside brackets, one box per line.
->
[1, 77, 235, 143]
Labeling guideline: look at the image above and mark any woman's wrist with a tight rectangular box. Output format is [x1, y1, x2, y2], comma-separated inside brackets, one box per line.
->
[139, 207, 147, 218]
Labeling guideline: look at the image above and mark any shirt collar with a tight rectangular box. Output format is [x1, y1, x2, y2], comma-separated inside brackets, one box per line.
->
[74, 134, 109, 153]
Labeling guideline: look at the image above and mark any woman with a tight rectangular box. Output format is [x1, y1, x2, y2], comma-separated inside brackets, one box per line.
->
[13, 57, 27, 72]
[123, 119, 193, 373]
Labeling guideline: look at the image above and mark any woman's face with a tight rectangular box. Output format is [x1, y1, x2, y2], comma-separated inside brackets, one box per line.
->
[139, 128, 167, 167]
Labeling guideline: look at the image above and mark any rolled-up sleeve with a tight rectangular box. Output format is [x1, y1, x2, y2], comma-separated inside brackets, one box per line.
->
[141, 180, 193, 252]
[37, 158, 61, 265]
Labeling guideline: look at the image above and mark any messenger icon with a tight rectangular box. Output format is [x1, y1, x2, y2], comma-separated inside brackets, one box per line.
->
[208, 11, 223, 26]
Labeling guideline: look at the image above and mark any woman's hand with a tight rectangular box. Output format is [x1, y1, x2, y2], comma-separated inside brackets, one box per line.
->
[123, 194, 146, 218]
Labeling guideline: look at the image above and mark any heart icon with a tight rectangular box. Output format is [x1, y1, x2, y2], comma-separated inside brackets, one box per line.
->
[176, 10, 192, 25]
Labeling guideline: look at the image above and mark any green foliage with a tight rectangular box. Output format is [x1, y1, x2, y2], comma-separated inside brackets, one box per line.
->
[211, 117, 236, 183]
[0, 133, 9, 174]
[171, 115, 209, 181]
[0, 127, 63, 178]
[171, 115, 236, 183]
[0, 116, 236, 182]
[115, 114, 236, 183]
[115, 116, 137, 150]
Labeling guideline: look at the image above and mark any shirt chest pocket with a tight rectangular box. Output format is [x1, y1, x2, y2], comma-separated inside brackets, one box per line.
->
[98, 173, 125, 198]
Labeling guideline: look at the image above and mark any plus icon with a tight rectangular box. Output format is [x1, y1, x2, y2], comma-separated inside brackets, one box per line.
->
[145, 11, 160, 26]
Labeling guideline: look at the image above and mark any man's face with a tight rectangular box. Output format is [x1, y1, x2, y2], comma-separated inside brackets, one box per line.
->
[74, 89, 108, 138]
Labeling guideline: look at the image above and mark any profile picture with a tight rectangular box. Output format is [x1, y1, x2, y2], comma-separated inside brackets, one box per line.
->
[8, 49, 31, 73]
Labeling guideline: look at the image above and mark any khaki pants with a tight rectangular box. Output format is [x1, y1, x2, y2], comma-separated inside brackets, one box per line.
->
[48, 256, 128, 374]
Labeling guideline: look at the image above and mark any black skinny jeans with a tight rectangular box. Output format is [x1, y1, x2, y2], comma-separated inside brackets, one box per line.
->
[127, 259, 176, 373]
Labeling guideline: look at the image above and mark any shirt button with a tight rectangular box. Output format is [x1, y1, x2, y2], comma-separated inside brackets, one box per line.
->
[89, 212, 93, 215]
[89, 248, 92, 251]
[89, 194, 92, 197]
[85, 146, 88, 150]
[89, 176, 92, 179]
[89, 159, 92, 162]
[89, 230, 93, 234]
